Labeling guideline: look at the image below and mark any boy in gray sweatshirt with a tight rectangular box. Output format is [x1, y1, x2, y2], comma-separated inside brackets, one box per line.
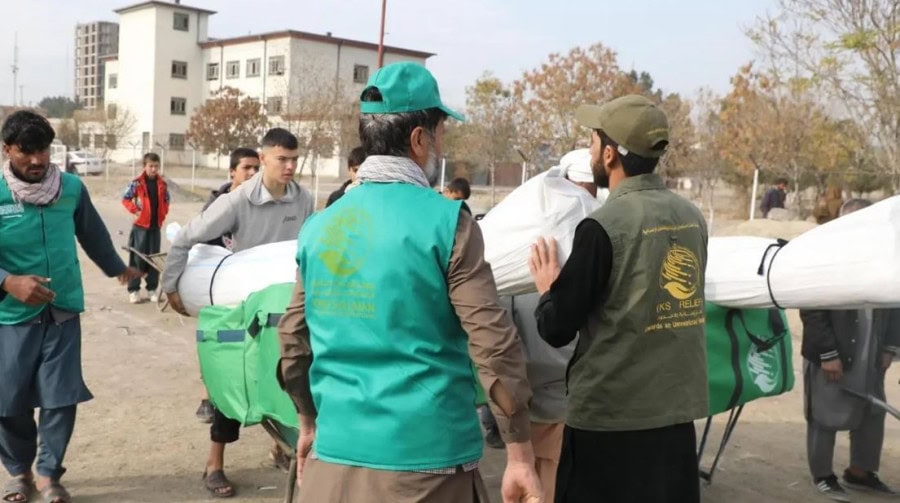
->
[161, 128, 314, 498]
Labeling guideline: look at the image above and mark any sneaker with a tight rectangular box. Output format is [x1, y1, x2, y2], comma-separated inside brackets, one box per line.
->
[842, 470, 897, 495]
[128, 291, 141, 304]
[815, 475, 852, 502]
[196, 399, 214, 424]
[149, 290, 159, 303]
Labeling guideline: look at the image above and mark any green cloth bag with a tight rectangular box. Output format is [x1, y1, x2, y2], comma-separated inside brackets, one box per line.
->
[706, 303, 794, 416]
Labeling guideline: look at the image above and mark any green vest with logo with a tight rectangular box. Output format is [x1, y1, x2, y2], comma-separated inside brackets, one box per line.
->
[0, 172, 85, 325]
[297, 182, 483, 470]
[569, 174, 709, 431]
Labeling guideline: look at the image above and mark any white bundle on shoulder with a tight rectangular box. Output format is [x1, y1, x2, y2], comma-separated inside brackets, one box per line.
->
[480, 149, 602, 296]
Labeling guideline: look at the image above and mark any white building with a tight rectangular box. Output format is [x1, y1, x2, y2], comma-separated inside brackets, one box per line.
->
[99, 0, 433, 177]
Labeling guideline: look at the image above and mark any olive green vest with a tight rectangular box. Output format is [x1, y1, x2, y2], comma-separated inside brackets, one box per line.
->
[568, 174, 709, 431]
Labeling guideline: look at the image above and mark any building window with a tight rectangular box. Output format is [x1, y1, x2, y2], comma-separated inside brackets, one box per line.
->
[353, 64, 369, 84]
[142, 132, 150, 150]
[267, 97, 283, 115]
[93, 134, 105, 149]
[107, 103, 117, 119]
[105, 134, 117, 149]
[169, 134, 186, 151]
[206, 63, 219, 80]
[226, 60, 240, 79]
[173, 12, 189, 31]
[172, 61, 188, 79]
[170, 97, 187, 115]
[246, 58, 261, 78]
[268, 55, 285, 76]
[109, 73, 118, 89]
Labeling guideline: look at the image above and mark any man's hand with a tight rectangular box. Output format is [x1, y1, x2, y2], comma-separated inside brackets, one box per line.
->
[0, 275, 55, 306]
[882, 352, 895, 371]
[501, 442, 543, 503]
[296, 415, 316, 487]
[822, 358, 843, 382]
[117, 267, 144, 285]
[166, 291, 189, 316]
[529, 237, 560, 295]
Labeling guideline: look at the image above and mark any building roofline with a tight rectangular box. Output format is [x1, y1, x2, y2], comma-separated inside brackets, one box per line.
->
[114, 1, 216, 15]
[199, 30, 434, 59]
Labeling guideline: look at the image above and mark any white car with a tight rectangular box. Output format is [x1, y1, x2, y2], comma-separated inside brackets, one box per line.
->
[51, 150, 103, 176]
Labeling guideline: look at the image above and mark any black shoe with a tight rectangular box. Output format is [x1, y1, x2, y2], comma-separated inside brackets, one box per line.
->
[484, 427, 505, 450]
[196, 399, 214, 424]
[842, 469, 896, 495]
[815, 475, 851, 502]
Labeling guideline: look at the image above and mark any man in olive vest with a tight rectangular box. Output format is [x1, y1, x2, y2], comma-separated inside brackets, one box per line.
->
[0, 111, 142, 503]
[529, 95, 709, 503]
[278, 62, 542, 503]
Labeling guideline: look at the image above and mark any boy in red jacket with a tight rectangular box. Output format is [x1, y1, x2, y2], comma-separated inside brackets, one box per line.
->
[121, 153, 170, 303]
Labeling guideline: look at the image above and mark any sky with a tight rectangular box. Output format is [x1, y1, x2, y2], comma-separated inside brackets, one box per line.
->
[0, 0, 777, 110]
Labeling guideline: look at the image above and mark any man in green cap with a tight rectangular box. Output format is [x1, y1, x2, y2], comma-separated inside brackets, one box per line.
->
[529, 95, 708, 502]
[278, 62, 542, 502]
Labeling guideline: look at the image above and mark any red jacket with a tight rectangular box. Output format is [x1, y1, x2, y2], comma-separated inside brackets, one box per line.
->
[122, 173, 170, 229]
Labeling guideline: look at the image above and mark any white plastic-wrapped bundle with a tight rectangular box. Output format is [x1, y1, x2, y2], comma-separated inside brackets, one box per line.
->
[707, 196, 900, 309]
[480, 168, 601, 296]
[177, 241, 298, 316]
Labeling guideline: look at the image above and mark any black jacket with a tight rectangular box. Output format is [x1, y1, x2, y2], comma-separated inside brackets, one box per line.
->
[326, 180, 353, 208]
[800, 308, 900, 368]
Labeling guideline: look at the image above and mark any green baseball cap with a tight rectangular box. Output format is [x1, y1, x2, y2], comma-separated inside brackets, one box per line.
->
[360, 62, 465, 122]
[575, 95, 669, 158]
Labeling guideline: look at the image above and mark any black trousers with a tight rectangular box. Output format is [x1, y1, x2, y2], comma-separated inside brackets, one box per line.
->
[555, 422, 700, 503]
[210, 407, 241, 444]
[127, 226, 160, 292]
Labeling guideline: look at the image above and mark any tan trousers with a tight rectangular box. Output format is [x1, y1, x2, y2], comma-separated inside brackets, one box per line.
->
[297, 458, 490, 503]
[531, 421, 565, 503]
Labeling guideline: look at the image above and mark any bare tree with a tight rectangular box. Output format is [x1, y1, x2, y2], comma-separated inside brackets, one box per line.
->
[748, 0, 900, 192]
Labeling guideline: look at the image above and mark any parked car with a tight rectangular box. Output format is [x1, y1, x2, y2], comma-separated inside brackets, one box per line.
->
[50, 149, 103, 176]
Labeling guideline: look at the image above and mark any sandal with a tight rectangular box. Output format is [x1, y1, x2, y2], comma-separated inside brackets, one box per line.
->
[2, 476, 33, 503]
[203, 470, 235, 498]
[268, 445, 292, 473]
[38, 481, 70, 503]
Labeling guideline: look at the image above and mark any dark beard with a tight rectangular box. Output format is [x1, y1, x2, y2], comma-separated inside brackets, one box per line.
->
[592, 161, 610, 188]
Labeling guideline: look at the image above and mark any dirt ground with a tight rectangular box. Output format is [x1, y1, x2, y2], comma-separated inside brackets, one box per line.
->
[45, 171, 899, 502]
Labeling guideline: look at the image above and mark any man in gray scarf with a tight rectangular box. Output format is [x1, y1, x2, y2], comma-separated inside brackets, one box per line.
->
[0, 111, 142, 503]
[278, 62, 542, 503]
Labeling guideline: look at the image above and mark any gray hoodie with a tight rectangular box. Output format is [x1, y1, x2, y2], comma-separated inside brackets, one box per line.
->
[501, 293, 576, 424]
[162, 172, 314, 293]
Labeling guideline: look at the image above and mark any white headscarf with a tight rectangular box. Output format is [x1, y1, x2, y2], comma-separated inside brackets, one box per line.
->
[557, 149, 593, 183]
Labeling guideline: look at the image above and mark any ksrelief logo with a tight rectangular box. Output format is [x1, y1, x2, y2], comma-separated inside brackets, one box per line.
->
[659, 243, 701, 301]
[747, 344, 779, 393]
[317, 208, 373, 277]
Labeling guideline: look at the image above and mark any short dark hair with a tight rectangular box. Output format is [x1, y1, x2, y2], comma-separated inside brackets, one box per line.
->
[1, 110, 55, 154]
[229, 147, 259, 170]
[597, 130, 658, 177]
[446, 177, 471, 199]
[143, 152, 161, 165]
[358, 86, 448, 157]
[262, 128, 299, 150]
[775, 177, 789, 186]
[348, 146, 366, 168]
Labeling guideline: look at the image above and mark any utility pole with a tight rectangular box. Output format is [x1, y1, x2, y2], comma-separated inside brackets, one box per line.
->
[377, 0, 387, 69]
[11, 32, 19, 106]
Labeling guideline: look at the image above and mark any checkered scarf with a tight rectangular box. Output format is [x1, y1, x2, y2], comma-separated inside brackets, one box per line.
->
[2, 161, 62, 206]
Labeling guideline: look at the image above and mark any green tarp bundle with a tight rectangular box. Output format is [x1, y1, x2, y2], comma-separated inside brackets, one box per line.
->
[196, 283, 299, 429]
[197, 288, 794, 429]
